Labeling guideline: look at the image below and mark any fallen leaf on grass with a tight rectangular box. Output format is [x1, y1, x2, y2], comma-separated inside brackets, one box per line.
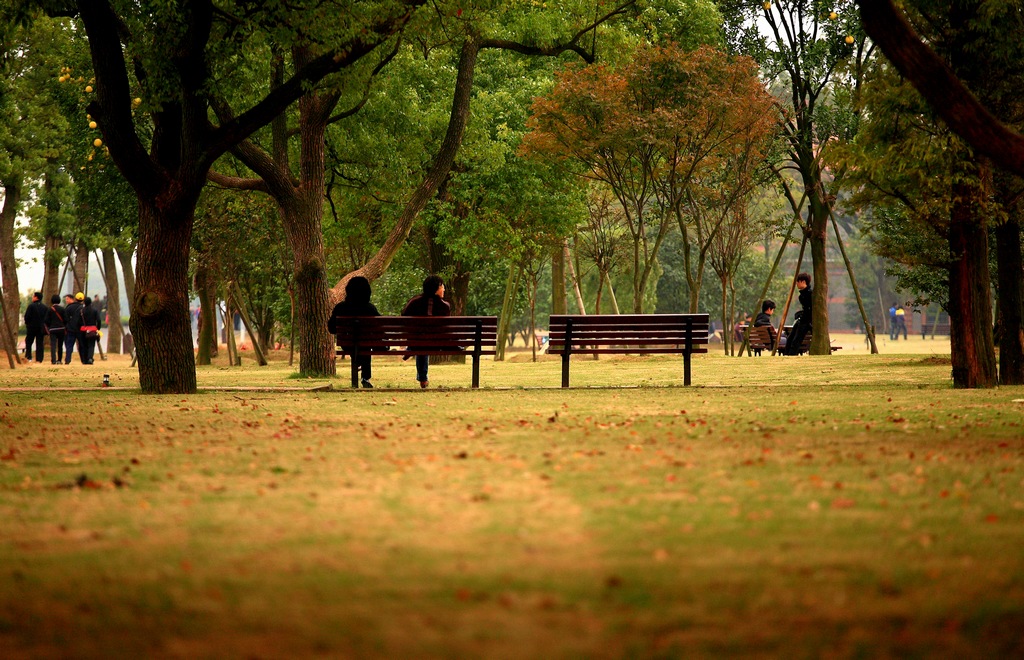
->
[831, 498, 856, 509]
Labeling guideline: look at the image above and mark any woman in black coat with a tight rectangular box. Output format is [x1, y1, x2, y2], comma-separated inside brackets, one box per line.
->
[44, 295, 66, 364]
[401, 275, 450, 388]
[328, 276, 380, 388]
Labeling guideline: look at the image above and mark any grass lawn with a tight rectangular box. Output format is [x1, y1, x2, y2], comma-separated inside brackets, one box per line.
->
[2, 334, 1023, 657]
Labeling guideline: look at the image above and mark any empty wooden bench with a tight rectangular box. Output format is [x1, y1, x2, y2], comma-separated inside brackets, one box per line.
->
[333, 316, 497, 388]
[547, 314, 710, 387]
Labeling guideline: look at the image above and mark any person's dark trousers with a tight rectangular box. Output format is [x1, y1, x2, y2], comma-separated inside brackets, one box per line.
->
[785, 323, 811, 355]
[64, 331, 78, 364]
[79, 333, 95, 364]
[415, 355, 429, 382]
[898, 322, 907, 340]
[25, 332, 46, 362]
[358, 355, 372, 381]
[49, 329, 65, 363]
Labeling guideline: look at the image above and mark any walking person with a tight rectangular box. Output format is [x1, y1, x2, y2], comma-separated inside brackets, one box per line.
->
[327, 276, 381, 388]
[63, 293, 85, 364]
[895, 305, 908, 340]
[888, 303, 897, 340]
[23, 292, 48, 363]
[45, 295, 66, 364]
[402, 275, 450, 388]
[78, 297, 102, 365]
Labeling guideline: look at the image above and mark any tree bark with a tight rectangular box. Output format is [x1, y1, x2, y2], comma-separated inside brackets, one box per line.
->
[948, 183, 997, 388]
[0, 180, 23, 331]
[806, 186, 832, 355]
[115, 246, 136, 314]
[995, 217, 1024, 384]
[101, 248, 124, 354]
[40, 235, 63, 302]
[129, 195, 200, 394]
[551, 247, 567, 315]
[73, 239, 89, 294]
[194, 255, 216, 365]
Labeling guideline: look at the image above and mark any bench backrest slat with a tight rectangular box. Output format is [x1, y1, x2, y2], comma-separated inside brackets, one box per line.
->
[548, 314, 710, 354]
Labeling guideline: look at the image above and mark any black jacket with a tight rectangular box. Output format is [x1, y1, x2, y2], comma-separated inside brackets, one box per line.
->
[327, 300, 380, 333]
[24, 301, 48, 332]
[754, 312, 774, 328]
[64, 301, 84, 332]
[794, 287, 812, 326]
[81, 304, 102, 329]
[401, 294, 450, 317]
[45, 304, 66, 332]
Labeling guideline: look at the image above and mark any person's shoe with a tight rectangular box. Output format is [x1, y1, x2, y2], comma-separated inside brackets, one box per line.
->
[419, 380, 429, 389]
[361, 379, 374, 388]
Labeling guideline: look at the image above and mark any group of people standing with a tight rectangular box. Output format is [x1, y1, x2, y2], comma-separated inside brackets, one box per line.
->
[328, 274, 450, 389]
[22, 292, 103, 365]
[888, 303, 909, 340]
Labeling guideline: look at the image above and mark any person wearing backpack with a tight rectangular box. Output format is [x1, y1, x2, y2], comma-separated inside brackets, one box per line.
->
[63, 293, 85, 364]
[45, 295, 67, 364]
[78, 297, 102, 364]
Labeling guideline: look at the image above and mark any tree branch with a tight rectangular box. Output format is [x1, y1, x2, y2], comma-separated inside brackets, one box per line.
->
[856, 0, 1024, 177]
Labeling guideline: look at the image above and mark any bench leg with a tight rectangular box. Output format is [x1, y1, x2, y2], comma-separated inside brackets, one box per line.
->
[561, 352, 570, 388]
[683, 352, 691, 386]
[472, 353, 480, 388]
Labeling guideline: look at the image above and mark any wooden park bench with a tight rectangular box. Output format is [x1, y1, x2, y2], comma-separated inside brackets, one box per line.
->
[333, 316, 497, 388]
[741, 324, 841, 355]
[547, 314, 710, 387]
[746, 324, 777, 356]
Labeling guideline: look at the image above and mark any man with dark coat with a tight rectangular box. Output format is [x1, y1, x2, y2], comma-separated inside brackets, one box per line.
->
[63, 293, 84, 365]
[45, 295, 66, 364]
[784, 273, 813, 355]
[24, 292, 48, 362]
[401, 275, 450, 388]
[753, 299, 778, 352]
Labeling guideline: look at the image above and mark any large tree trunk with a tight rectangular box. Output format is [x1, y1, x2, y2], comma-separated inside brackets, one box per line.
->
[101, 248, 124, 354]
[40, 235, 63, 302]
[282, 200, 335, 376]
[948, 183, 997, 388]
[194, 255, 217, 365]
[551, 247, 567, 315]
[0, 180, 23, 331]
[995, 216, 1024, 385]
[806, 188, 832, 355]
[130, 196, 199, 394]
[72, 239, 89, 294]
[116, 246, 136, 314]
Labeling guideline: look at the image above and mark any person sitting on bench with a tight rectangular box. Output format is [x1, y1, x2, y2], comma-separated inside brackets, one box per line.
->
[328, 276, 380, 388]
[754, 299, 778, 350]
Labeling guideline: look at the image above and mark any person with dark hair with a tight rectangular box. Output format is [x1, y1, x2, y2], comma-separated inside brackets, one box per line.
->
[784, 273, 813, 355]
[402, 275, 450, 388]
[23, 292, 48, 363]
[63, 293, 84, 364]
[327, 276, 380, 388]
[78, 296, 102, 364]
[754, 299, 778, 351]
[895, 305, 908, 340]
[45, 295, 66, 364]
